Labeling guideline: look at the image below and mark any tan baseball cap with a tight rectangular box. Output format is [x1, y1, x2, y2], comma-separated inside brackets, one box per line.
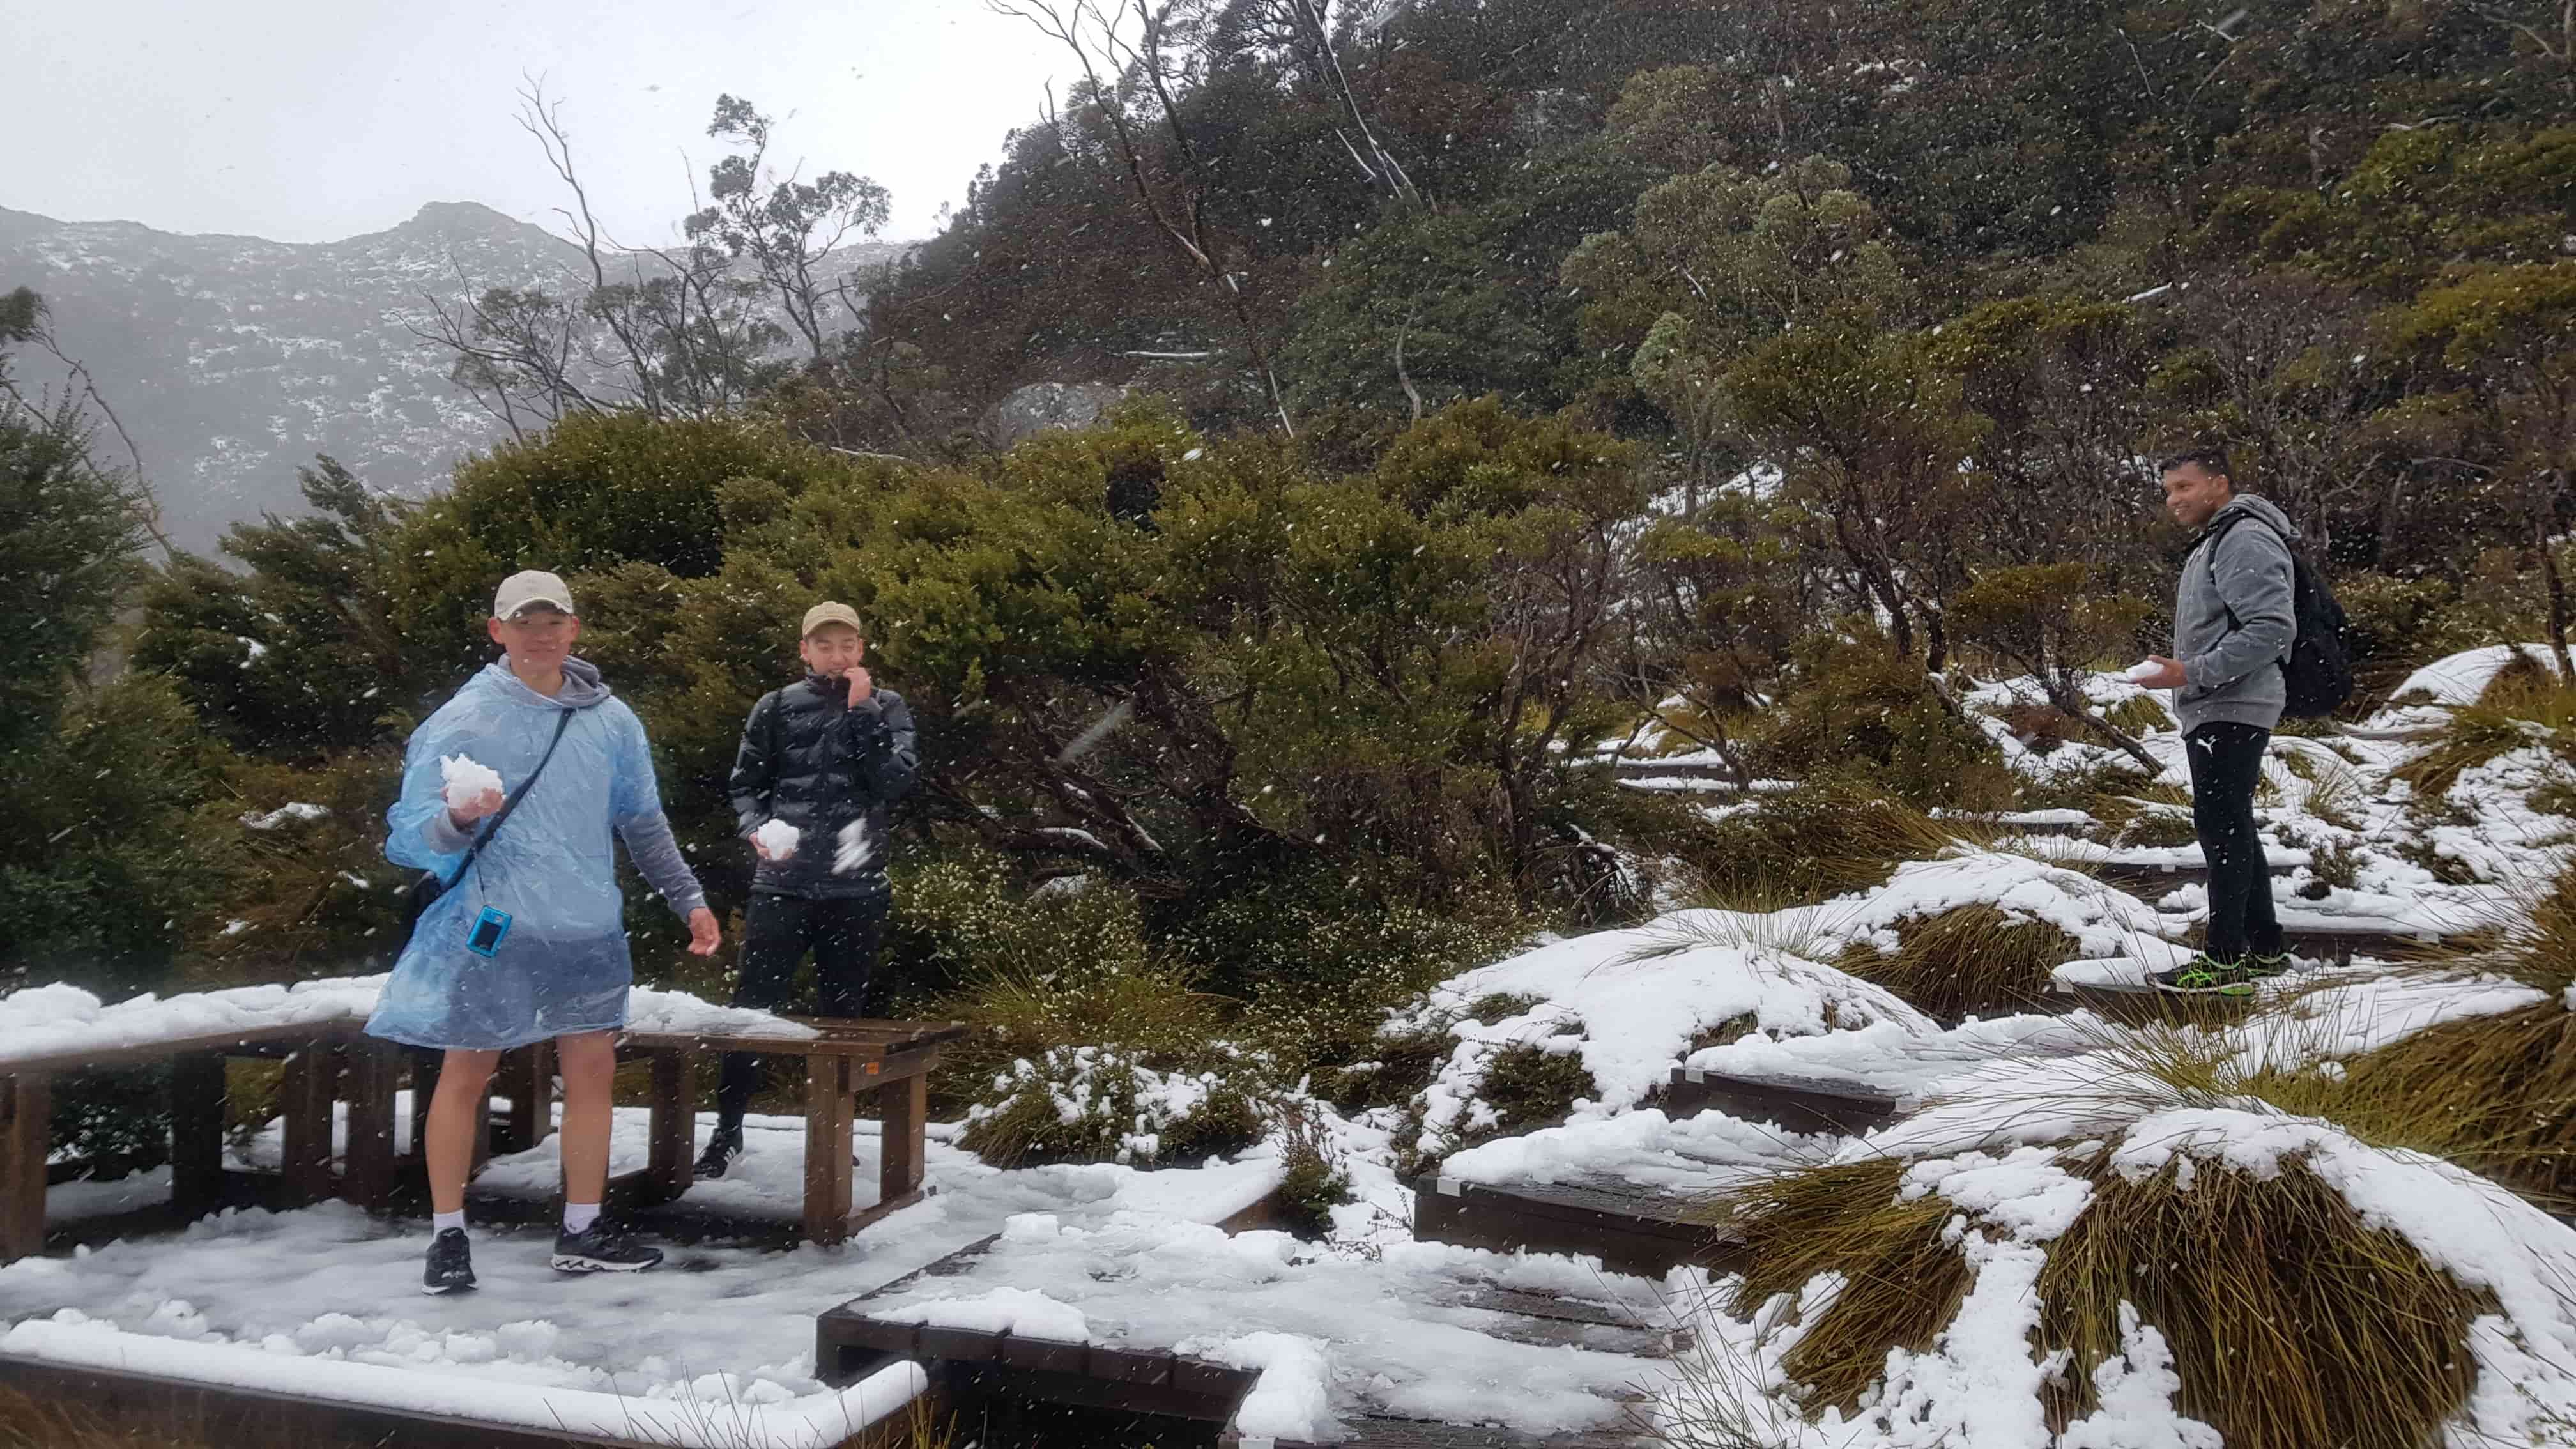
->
[493, 569, 576, 619]
[801, 601, 865, 638]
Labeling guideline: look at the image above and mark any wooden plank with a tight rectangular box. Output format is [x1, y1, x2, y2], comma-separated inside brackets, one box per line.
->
[804, 1052, 858, 1245]
[276, 1047, 338, 1208]
[1, 1072, 52, 1264]
[491, 1040, 554, 1155]
[643, 1047, 696, 1206]
[0, 1020, 362, 1078]
[1663, 1066, 1900, 1136]
[878, 1067, 928, 1204]
[1250, 1418, 1645, 1448]
[1411, 1176, 1747, 1280]
[620, 1017, 968, 1059]
[167, 1052, 227, 1218]
[2064, 981, 2253, 1027]
[0, 1354, 682, 1449]
[340, 1039, 402, 1214]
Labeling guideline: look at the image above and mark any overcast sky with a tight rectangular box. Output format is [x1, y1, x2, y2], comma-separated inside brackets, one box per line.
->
[3, 0, 1077, 246]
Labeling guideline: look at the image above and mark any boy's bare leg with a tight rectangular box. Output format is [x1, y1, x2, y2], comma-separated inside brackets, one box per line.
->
[555, 1031, 617, 1208]
[425, 1049, 501, 1215]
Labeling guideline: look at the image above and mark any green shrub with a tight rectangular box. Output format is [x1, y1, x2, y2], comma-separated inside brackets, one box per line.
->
[1477, 1041, 1596, 1133]
[1757, 632, 2016, 808]
[1165, 867, 1527, 1073]
[957, 1046, 1263, 1168]
[1271, 1101, 1354, 1239]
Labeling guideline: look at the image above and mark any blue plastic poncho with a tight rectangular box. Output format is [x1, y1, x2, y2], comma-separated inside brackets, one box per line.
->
[367, 658, 707, 1052]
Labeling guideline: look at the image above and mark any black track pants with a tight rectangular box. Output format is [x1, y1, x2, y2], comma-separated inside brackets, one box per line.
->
[714, 893, 886, 1130]
[2186, 722, 2284, 964]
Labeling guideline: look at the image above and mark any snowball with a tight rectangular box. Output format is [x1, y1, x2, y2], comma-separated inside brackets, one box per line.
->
[439, 755, 503, 806]
[2123, 659, 2163, 684]
[751, 819, 801, 859]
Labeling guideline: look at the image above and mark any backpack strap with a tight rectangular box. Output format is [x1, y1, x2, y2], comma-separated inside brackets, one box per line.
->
[437, 707, 577, 894]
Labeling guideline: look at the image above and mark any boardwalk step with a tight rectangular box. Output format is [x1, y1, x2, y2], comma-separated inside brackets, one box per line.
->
[1409, 1174, 1746, 1280]
[1660, 1067, 1901, 1135]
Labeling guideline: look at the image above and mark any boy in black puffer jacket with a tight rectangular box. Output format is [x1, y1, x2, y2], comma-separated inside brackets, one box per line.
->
[696, 602, 919, 1177]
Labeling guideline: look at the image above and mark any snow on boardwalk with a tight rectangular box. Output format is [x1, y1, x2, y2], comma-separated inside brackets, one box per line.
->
[4, 1104, 1284, 1443]
[832, 1211, 1690, 1443]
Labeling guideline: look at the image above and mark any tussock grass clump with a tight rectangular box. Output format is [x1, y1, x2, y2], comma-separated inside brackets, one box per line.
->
[1689, 786, 1980, 907]
[1834, 903, 2083, 1021]
[1698, 1145, 2487, 1449]
[2334, 868, 2576, 1201]
[2089, 790, 2199, 848]
[1714, 1159, 1971, 1414]
[2035, 1153, 2483, 1449]
[2392, 666, 2576, 802]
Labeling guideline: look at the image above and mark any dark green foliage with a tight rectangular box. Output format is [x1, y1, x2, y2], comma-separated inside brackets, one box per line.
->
[132, 457, 416, 758]
[1758, 634, 2016, 808]
[1476, 1041, 1595, 1134]
[0, 399, 142, 752]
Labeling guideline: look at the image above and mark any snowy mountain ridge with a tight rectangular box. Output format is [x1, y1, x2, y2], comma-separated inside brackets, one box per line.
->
[0, 202, 905, 549]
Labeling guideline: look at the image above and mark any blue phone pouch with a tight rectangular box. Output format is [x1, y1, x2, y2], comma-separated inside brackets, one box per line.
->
[466, 906, 513, 956]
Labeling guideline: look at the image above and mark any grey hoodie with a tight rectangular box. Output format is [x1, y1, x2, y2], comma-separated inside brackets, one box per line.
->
[2173, 494, 2298, 735]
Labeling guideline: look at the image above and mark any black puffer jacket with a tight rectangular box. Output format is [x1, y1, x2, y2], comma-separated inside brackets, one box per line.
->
[727, 675, 918, 899]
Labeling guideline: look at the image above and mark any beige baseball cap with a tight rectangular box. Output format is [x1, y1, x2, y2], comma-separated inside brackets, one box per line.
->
[801, 601, 865, 638]
[493, 569, 577, 619]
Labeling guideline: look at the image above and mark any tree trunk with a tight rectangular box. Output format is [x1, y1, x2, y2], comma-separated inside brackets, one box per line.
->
[2539, 502, 2575, 682]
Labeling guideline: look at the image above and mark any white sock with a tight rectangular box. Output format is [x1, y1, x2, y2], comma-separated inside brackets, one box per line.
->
[563, 1201, 601, 1235]
[433, 1210, 466, 1236]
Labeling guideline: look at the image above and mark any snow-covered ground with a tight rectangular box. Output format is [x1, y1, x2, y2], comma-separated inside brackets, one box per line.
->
[8, 1100, 1285, 1444]
[12, 645, 2576, 1445]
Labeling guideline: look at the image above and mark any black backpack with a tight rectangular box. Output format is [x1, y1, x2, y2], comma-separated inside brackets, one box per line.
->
[2202, 512, 2354, 719]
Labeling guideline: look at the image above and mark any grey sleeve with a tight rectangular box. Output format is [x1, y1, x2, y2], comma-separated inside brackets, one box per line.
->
[616, 811, 709, 920]
[424, 808, 477, 855]
[2186, 526, 2297, 691]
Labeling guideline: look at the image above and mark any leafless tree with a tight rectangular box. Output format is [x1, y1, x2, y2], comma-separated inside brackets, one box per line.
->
[990, 0, 1300, 436]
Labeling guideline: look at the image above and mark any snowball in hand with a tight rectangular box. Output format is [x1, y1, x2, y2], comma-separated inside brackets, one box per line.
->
[440, 754, 504, 805]
[2124, 660, 2165, 684]
[752, 819, 801, 859]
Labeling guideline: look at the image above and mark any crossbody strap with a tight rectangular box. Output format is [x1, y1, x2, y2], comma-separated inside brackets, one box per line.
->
[440, 707, 576, 893]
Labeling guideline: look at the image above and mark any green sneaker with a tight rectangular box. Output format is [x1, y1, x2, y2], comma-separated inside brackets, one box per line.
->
[2243, 952, 2295, 980]
[2153, 956, 2256, 996]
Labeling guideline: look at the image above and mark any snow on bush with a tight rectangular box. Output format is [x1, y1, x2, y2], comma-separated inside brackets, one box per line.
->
[1664, 1056, 2576, 1449]
[1392, 850, 2188, 1163]
[960, 1045, 1261, 1167]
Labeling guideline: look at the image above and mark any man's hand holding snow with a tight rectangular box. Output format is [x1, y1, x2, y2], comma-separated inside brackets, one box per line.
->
[845, 665, 873, 709]
[2133, 656, 2189, 691]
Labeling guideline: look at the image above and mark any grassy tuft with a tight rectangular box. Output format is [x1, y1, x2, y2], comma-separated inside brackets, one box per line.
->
[2391, 672, 2576, 802]
[1687, 786, 1982, 907]
[1834, 903, 2083, 1021]
[2035, 1155, 2481, 1449]
[1696, 1140, 2486, 1449]
[1711, 1158, 1971, 1414]
[2090, 789, 2199, 848]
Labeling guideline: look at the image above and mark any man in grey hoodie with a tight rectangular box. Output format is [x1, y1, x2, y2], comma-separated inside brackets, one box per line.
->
[2136, 448, 2297, 993]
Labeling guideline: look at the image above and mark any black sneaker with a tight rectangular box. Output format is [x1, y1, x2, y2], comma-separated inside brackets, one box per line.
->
[2244, 951, 2296, 979]
[422, 1227, 475, 1295]
[551, 1221, 663, 1275]
[693, 1126, 745, 1180]
[2154, 956, 2255, 996]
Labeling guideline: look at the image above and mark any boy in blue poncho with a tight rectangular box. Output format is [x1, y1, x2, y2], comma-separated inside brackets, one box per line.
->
[369, 570, 721, 1294]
